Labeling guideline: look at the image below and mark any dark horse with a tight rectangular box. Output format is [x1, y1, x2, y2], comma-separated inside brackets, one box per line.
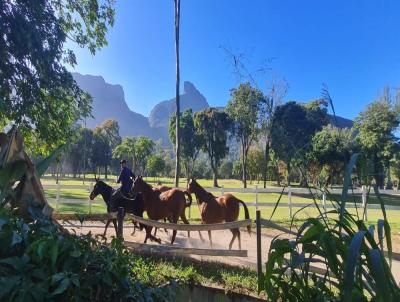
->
[187, 178, 251, 250]
[89, 179, 146, 238]
[132, 176, 192, 244]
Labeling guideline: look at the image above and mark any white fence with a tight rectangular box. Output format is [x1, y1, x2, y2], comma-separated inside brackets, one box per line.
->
[43, 182, 400, 219]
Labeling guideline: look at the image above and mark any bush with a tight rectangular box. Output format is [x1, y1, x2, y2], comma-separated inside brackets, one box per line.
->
[261, 154, 400, 301]
[0, 207, 173, 301]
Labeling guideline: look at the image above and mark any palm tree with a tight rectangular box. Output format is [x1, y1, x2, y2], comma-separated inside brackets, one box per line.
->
[174, 0, 181, 187]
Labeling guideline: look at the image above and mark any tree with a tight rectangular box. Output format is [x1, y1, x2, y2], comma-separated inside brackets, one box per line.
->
[260, 81, 287, 188]
[135, 137, 156, 175]
[226, 83, 264, 188]
[113, 136, 156, 176]
[92, 120, 121, 178]
[68, 127, 94, 178]
[169, 109, 201, 183]
[147, 155, 166, 178]
[173, 0, 181, 187]
[0, 0, 115, 153]
[246, 148, 265, 183]
[194, 108, 231, 187]
[219, 160, 233, 179]
[113, 137, 137, 172]
[355, 97, 399, 188]
[271, 101, 328, 184]
[310, 125, 357, 185]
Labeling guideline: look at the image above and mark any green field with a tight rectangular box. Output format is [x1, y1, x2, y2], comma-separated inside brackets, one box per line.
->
[44, 177, 400, 232]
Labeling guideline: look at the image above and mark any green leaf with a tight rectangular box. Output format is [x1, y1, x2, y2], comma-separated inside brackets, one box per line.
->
[36, 145, 65, 177]
[369, 249, 392, 302]
[340, 153, 359, 220]
[384, 220, 392, 268]
[0, 276, 21, 299]
[52, 277, 70, 296]
[343, 231, 366, 302]
[299, 225, 320, 243]
[49, 242, 58, 267]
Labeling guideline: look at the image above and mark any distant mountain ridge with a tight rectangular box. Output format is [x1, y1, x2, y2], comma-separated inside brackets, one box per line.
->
[72, 72, 353, 146]
[72, 73, 209, 144]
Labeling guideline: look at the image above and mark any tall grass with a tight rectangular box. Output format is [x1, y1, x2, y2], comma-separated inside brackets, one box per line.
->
[261, 153, 400, 301]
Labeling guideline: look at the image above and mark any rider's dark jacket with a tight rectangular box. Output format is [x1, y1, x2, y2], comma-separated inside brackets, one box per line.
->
[117, 167, 135, 195]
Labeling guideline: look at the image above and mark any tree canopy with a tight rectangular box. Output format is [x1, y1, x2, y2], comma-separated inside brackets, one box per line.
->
[0, 0, 115, 153]
[226, 82, 265, 188]
[355, 98, 399, 187]
[194, 108, 231, 187]
[169, 109, 201, 182]
[271, 101, 328, 183]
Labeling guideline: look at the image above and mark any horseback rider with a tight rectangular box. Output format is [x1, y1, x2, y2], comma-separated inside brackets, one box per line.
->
[117, 159, 135, 197]
[109, 159, 136, 218]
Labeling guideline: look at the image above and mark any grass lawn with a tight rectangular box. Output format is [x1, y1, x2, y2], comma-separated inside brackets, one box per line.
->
[44, 176, 400, 232]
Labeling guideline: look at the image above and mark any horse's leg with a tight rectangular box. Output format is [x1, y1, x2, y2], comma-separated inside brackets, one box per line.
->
[144, 226, 152, 243]
[164, 217, 168, 233]
[198, 231, 204, 241]
[237, 229, 241, 250]
[131, 220, 136, 236]
[180, 213, 190, 238]
[154, 227, 158, 236]
[208, 230, 213, 249]
[112, 219, 118, 237]
[170, 216, 178, 245]
[229, 229, 238, 250]
[103, 219, 111, 237]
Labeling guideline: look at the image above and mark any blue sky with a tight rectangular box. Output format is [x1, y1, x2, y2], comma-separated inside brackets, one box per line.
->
[68, 0, 400, 119]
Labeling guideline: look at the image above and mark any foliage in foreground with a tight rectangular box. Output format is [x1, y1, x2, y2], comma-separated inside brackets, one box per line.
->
[0, 207, 173, 301]
[262, 154, 400, 301]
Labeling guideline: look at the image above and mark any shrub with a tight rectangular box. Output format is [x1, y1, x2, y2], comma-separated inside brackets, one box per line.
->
[261, 154, 400, 301]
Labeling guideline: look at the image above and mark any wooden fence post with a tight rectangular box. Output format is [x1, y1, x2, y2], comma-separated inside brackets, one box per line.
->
[255, 185, 259, 217]
[117, 207, 125, 240]
[288, 186, 292, 219]
[256, 210, 262, 291]
[56, 182, 60, 214]
[362, 185, 368, 221]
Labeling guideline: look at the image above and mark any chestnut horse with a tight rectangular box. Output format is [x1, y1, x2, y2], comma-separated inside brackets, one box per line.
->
[187, 178, 251, 250]
[89, 179, 145, 237]
[132, 176, 191, 244]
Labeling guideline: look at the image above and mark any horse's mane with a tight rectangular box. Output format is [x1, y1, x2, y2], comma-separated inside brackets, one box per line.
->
[192, 180, 216, 201]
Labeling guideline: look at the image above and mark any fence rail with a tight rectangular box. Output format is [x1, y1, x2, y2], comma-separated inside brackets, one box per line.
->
[44, 184, 400, 218]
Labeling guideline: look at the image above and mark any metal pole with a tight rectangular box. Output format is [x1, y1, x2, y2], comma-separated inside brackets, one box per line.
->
[221, 185, 224, 195]
[288, 186, 292, 219]
[322, 192, 326, 217]
[256, 210, 262, 291]
[117, 207, 125, 240]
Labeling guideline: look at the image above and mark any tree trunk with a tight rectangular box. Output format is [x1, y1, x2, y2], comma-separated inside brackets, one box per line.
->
[213, 169, 219, 187]
[174, 0, 181, 188]
[105, 165, 108, 179]
[210, 160, 219, 187]
[263, 142, 270, 188]
[242, 146, 247, 188]
[287, 160, 291, 185]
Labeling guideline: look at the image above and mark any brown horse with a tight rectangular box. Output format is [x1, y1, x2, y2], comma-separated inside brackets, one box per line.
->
[132, 176, 192, 244]
[187, 178, 251, 250]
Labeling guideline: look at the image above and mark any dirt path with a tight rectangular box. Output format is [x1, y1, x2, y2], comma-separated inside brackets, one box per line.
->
[62, 220, 400, 282]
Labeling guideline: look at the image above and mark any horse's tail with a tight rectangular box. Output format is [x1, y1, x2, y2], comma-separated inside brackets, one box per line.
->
[183, 191, 192, 207]
[237, 199, 251, 235]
